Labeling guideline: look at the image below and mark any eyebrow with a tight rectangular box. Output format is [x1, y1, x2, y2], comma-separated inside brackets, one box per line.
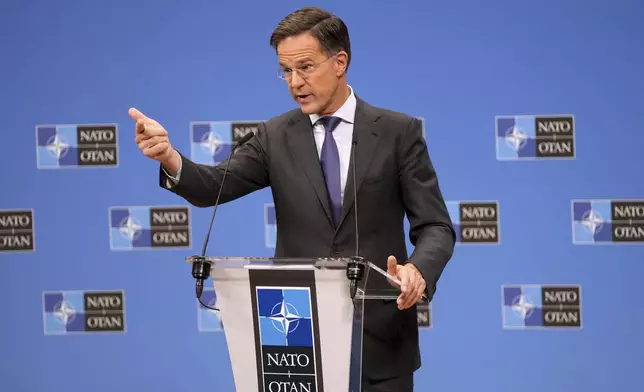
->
[279, 58, 314, 68]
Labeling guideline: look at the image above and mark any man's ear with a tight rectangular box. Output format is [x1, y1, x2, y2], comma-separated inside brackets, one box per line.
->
[334, 51, 348, 76]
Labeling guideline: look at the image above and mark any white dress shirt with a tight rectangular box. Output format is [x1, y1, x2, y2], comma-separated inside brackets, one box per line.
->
[164, 85, 357, 204]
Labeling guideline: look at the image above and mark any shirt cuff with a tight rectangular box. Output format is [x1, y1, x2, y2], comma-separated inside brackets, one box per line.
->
[162, 161, 182, 188]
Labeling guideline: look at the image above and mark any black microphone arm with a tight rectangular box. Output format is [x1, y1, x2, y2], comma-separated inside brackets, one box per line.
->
[191, 131, 255, 311]
[346, 137, 365, 300]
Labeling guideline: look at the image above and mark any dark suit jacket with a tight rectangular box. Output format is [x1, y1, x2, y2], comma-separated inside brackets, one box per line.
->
[159, 97, 455, 380]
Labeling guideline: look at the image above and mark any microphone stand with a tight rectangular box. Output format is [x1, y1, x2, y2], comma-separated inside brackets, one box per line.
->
[346, 138, 365, 300]
[191, 132, 255, 311]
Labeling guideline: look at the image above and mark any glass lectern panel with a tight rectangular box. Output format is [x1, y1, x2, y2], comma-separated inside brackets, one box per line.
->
[185, 255, 426, 391]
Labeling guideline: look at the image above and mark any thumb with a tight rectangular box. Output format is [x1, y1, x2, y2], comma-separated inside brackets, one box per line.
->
[386, 255, 398, 276]
[128, 107, 147, 121]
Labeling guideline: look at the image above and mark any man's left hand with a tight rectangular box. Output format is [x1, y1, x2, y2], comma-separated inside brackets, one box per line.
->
[386, 255, 426, 310]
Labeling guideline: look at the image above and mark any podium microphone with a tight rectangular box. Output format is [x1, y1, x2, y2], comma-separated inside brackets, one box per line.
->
[346, 137, 364, 300]
[191, 131, 255, 311]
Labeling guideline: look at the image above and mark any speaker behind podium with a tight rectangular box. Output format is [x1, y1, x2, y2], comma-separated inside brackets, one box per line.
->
[185, 256, 407, 392]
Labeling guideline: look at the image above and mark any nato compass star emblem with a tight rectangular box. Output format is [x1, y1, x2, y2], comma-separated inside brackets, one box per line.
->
[511, 294, 534, 320]
[46, 134, 69, 159]
[505, 126, 528, 151]
[269, 300, 302, 336]
[200, 132, 223, 156]
[581, 209, 604, 234]
[53, 300, 76, 326]
[119, 216, 142, 241]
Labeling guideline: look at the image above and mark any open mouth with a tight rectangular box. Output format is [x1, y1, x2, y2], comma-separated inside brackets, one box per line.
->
[296, 94, 312, 102]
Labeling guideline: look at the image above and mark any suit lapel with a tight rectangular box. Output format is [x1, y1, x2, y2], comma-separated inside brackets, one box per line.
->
[286, 113, 335, 228]
[338, 98, 381, 229]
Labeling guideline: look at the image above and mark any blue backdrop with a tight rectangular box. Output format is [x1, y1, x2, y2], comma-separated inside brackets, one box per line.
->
[2, 0, 644, 391]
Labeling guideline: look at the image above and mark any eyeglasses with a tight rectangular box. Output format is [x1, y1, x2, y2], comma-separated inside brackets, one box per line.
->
[277, 55, 336, 81]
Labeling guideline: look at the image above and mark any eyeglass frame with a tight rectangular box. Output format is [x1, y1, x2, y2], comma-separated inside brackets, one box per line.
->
[277, 53, 339, 81]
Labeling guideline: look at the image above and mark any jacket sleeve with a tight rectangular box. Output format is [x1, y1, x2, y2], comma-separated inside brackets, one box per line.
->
[397, 117, 456, 302]
[159, 122, 270, 207]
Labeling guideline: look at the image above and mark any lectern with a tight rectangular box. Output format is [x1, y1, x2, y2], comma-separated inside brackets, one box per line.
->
[185, 255, 403, 392]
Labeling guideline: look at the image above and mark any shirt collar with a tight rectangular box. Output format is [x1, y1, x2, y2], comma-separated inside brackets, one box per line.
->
[309, 85, 356, 126]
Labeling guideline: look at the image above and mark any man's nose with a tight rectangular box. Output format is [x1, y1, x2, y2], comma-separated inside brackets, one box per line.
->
[290, 71, 305, 88]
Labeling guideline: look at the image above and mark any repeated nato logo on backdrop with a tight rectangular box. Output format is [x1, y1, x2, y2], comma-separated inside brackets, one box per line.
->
[35, 124, 119, 169]
[495, 114, 575, 161]
[109, 206, 192, 251]
[502, 285, 582, 329]
[572, 199, 644, 245]
[446, 201, 500, 245]
[191, 120, 261, 165]
[0, 209, 35, 252]
[42, 290, 126, 335]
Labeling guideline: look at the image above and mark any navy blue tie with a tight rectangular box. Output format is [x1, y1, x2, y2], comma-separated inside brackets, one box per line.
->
[318, 116, 342, 227]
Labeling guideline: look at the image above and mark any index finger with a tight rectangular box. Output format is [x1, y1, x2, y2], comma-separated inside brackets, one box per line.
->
[128, 107, 147, 122]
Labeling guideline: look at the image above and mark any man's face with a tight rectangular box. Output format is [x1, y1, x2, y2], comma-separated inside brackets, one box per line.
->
[277, 33, 344, 115]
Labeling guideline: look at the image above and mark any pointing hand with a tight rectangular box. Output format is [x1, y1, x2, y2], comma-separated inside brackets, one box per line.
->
[129, 107, 180, 173]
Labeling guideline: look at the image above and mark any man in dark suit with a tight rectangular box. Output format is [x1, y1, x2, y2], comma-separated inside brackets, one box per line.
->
[129, 6, 455, 391]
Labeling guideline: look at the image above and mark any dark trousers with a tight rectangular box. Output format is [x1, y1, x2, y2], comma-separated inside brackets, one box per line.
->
[363, 373, 414, 392]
